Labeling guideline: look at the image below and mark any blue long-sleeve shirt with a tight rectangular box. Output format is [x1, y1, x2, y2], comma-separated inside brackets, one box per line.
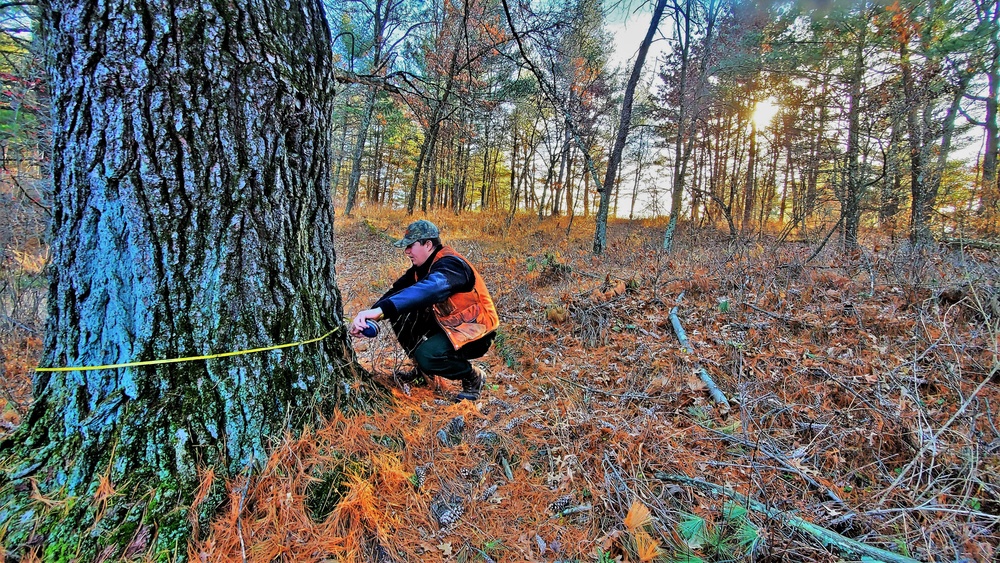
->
[374, 246, 475, 321]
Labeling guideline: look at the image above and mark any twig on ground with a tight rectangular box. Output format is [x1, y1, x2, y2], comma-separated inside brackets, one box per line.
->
[876, 365, 1000, 506]
[698, 424, 850, 508]
[669, 293, 730, 409]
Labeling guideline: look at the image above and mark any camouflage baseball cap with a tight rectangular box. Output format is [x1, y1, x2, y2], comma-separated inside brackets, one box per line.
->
[393, 219, 440, 247]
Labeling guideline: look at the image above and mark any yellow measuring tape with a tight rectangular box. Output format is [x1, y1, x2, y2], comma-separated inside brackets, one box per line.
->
[34, 326, 343, 372]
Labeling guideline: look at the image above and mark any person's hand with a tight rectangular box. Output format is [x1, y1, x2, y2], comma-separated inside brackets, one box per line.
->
[349, 308, 383, 337]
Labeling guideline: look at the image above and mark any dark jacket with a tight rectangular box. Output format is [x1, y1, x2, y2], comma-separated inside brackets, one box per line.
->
[374, 245, 498, 349]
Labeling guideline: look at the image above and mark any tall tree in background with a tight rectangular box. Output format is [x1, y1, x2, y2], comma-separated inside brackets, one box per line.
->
[841, 2, 876, 251]
[0, 0, 378, 559]
[659, 0, 723, 251]
[549, 0, 610, 219]
[337, 0, 410, 216]
[501, 0, 608, 217]
[974, 0, 1000, 217]
[894, 0, 979, 245]
[405, 0, 508, 214]
[593, 0, 667, 254]
[971, 0, 999, 218]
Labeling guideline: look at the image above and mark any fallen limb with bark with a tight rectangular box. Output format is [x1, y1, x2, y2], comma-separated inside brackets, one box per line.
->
[941, 237, 1000, 251]
[669, 294, 731, 409]
[655, 473, 921, 563]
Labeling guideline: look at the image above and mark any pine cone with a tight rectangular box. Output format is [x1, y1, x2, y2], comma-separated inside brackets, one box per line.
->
[438, 503, 464, 526]
[480, 484, 498, 502]
[548, 494, 574, 514]
[413, 464, 431, 489]
[503, 416, 525, 431]
[431, 492, 465, 528]
[447, 415, 465, 435]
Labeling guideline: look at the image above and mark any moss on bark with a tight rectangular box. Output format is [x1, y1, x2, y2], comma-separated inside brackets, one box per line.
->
[0, 0, 387, 559]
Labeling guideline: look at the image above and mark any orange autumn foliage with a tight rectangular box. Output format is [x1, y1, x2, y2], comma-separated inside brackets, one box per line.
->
[2, 209, 998, 561]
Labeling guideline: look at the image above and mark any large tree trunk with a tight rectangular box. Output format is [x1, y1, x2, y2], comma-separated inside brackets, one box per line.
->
[0, 0, 378, 559]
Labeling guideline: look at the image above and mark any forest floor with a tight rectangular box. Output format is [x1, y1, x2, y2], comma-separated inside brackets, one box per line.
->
[2, 209, 998, 562]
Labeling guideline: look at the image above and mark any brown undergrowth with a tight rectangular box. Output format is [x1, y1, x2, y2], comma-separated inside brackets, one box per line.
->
[3, 210, 998, 561]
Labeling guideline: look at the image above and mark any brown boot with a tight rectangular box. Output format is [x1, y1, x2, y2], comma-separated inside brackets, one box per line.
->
[394, 367, 427, 385]
[455, 366, 485, 402]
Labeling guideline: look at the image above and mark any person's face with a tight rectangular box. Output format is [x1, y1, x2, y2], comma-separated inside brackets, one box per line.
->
[405, 240, 434, 267]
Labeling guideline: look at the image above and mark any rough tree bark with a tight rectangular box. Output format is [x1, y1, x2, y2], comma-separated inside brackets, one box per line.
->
[0, 0, 379, 559]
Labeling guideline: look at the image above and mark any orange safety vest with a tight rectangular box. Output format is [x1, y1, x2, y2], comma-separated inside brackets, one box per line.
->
[421, 246, 500, 349]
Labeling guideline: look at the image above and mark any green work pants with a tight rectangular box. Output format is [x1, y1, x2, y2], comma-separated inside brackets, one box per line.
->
[410, 331, 494, 381]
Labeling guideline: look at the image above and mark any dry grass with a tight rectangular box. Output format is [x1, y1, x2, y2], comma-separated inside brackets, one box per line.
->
[3, 208, 999, 561]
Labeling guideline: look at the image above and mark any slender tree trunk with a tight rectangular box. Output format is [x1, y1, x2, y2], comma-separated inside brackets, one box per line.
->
[409, 91, 454, 214]
[690, 140, 703, 224]
[978, 0, 999, 218]
[630, 148, 643, 220]
[331, 111, 350, 197]
[509, 123, 519, 215]
[778, 142, 790, 223]
[901, 28, 933, 245]
[842, 12, 868, 251]
[0, 0, 378, 559]
[566, 146, 576, 215]
[663, 0, 693, 250]
[371, 122, 385, 203]
[741, 117, 758, 234]
[552, 123, 569, 216]
[344, 87, 377, 215]
[595, 0, 667, 254]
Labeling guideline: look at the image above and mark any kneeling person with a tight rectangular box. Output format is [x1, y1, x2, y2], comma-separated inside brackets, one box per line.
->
[350, 220, 499, 401]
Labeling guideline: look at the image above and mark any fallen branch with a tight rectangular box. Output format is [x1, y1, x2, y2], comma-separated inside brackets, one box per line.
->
[669, 294, 730, 409]
[655, 473, 920, 563]
[744, 303, 813, 329]
[940, 237, 1000, 251]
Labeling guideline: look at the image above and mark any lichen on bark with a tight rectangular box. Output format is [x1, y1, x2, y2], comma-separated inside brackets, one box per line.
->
[0, 0, 382, 559]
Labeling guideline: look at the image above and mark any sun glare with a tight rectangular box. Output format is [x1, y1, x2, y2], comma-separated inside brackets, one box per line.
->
[753, 98, 780, 128]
